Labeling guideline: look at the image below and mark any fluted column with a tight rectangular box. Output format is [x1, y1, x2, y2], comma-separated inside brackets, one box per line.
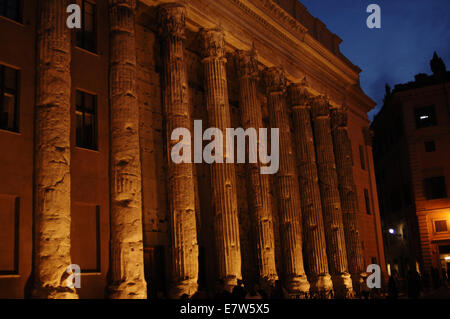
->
[200, 28, 242, 291]
[108, 0, 147, 299]
[263, 67, 309, 297]
[235, 50, 278, 289]
[33, 0, 77, 299]
[310, 96, 353, 298]
[330, 106, 365, 293]
[158, 3, 199, 298]
[288, 81, 333, 298]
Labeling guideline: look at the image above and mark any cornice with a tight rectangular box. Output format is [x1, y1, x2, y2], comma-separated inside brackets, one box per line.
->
[141, 0, 372, 115]
[247, 0, 308, 35]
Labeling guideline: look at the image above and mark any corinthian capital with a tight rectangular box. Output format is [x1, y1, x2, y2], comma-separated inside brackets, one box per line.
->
[200, 27, 225, 59]
[288, 77, 312, 108]
[310, 95, 331, 118]
[330, 105, 349, 129]
[263, 67, 287, 93]
[158, 3, 186, 39]
[234, 49, 258, 79]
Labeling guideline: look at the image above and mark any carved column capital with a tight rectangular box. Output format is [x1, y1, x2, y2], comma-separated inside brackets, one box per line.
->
[288, 78, 312, 108]
[158, 3, 186, 40]
[110, 0, 136, 9]
[330, 105, 348, 129]
[200, 27, 226, 60]
[234, 49, 259, 79]
[263, 67, 287, 93]
[310, 95, 330, 118]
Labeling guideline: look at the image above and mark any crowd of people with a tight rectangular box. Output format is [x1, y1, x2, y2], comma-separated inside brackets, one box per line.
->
[153, 268, 450, 300]
[386, 267, 450, 299]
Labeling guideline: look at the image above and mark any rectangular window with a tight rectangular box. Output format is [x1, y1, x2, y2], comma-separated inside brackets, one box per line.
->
[0, 0, 21, 22]
[359, 145, 366, 170]
[0, 65, 19, 132]
[424, 141, 436, 152]
[76, 90, 97, 150]
[76, 0, 97, 53]
[424, 176, 447, 200]
[434, 220, 448, 233]
[415, 105, 437, 129]
[364, 189, 371, 215]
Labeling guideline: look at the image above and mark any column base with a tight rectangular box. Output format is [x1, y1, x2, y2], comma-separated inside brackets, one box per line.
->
[285, 275, 310, 298]
[223, 275, 239, 293]
[309, 273, 334, 299]
[108, 279, 147, 299]
[32, 286, 78, 299]
[168, 279, 198, 299]
[331, 272, 354, 299]
[259, 274, 278, 290]
[351, 272, 365, 296]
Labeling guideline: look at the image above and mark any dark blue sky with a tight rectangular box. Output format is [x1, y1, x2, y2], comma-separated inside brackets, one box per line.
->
[299, 0, 450, 120]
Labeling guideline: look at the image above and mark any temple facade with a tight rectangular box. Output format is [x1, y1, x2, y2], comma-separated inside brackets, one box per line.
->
[0, 0, 385, 298]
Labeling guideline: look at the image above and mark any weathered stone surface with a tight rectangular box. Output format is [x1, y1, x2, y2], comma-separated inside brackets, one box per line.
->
[33, 0, 78, 299]
[235, 50, 278, 290]
[330, 105, 365, 293]
[310, 95, 353, 299]
[263, 67, 309, 297]
[200, 27, 242, 291]
[158, 3, 199, 298]
[108, 0, 147, 299]
[288, 81, 333, 298]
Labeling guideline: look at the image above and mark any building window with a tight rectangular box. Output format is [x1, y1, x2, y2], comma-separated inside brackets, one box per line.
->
[414, 105, 437, 129]
[76, 91, 97, 150]
[359, 145, 366, 170]
[0, 0, 21, 22]
[433, 220, 448, 233]
[76, 0, 97, 53]
[0, 65, 19, 132]
[424, 176, 447, 200]
[424, 141, 436, 152]
[364, 189, 371, 215]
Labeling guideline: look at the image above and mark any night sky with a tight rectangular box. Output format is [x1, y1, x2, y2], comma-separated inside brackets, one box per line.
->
[299, 0, 450, 121]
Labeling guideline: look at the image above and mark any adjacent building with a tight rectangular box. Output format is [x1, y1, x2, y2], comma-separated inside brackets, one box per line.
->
[372, 53, 450, 285]
[0, 0, 385, 298]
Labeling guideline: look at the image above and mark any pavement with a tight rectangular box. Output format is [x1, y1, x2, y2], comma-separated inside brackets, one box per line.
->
[421, 286, 450, 299]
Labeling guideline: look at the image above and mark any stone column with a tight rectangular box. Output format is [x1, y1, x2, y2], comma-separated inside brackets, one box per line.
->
[288, 81, 333, 298]
[310, 96, 353, 298]
[263, 67, 309, 297]
[330, 105, 365, 293]
[158, 3, 199, 298]
[235, 50, 278, 289]
[200, 28, 242, 291]
[33, 0, 77, 299]
[108, 0, 147, 299]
